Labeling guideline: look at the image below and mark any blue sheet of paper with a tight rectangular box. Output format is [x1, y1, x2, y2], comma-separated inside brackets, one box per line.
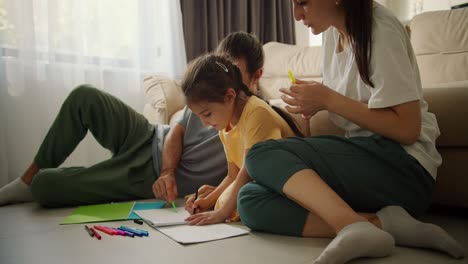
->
[127, 201, 166, 220]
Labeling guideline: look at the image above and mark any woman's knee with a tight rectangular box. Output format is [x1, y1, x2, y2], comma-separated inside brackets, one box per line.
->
[237, 183, 271, 231]
[238, 182, 309, 236]
[245, 140, 283, 182]
[246, 140, 308, 193]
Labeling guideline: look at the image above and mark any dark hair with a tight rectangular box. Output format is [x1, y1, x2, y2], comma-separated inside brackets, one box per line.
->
[216, 31, 264, 79]
[182, 54, 304, 137]
[341, 0, 374, 88]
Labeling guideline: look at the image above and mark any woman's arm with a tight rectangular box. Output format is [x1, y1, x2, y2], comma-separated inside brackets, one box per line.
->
[328, 90, 421, 145]
[281, 81, 421, 145]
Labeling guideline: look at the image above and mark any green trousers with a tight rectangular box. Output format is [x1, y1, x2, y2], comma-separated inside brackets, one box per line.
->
[238, 135, 434, 236]
[31, 85, 157, 207]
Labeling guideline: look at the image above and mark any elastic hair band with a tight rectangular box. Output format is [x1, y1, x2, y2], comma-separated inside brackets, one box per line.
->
[215, 61, 229, 72]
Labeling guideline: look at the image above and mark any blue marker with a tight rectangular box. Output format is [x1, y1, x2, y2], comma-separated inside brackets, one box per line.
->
[135, 228, 149, 236]
[121, 228, 136, 237]
[119, 226, 144, 237]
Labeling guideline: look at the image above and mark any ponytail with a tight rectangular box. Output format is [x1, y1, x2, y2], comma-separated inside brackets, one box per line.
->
[234, 65, 304, 137]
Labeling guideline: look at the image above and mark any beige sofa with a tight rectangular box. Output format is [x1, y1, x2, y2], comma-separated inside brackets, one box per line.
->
[142, 8, 468, 208]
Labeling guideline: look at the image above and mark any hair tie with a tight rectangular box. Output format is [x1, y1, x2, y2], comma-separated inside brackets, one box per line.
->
[215, 61, 229, 72]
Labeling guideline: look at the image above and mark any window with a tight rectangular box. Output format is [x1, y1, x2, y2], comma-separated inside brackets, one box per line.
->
[0, 0, 184, 74]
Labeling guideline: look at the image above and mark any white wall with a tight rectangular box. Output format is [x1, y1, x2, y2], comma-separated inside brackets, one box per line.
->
[295, 0, 453, 46]
[295, 20, 310, 47]
[451, 0, 468, 5]
[423, 0, 451, 12]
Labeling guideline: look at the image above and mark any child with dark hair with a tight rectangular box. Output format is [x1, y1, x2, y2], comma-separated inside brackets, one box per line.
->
[182, 54, 302, 224]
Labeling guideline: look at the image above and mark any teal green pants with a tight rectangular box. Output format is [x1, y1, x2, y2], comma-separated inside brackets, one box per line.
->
[238, 135, 434, 236]
[31, 85, 157, 207]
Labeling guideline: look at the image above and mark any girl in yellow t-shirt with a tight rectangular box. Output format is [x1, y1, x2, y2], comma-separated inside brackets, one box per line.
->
[182, 53, 302, 225]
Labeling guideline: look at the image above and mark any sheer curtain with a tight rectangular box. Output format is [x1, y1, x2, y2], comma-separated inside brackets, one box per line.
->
[0, 0, 187, 186]
[376, 0, 426, 22]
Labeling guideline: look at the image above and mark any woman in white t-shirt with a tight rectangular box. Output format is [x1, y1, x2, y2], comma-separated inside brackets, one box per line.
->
[237, 1, 466, 264]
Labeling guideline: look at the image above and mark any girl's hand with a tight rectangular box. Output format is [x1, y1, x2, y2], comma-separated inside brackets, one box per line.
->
[190, 196, 216, 214]
[184, 194, 196, 214]
[197, 185, 216, 198]
[184, 185, 216, 214]
[185, 209, 230, 226]
[279, 79, 333, 119]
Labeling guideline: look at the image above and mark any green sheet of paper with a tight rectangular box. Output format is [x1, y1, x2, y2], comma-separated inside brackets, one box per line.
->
[61, 202, 135, 225]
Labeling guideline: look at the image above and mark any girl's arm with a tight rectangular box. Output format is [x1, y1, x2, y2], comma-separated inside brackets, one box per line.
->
[187, 162, 239, 213]
[216, 166, 252, 217]
[185, 151, 251, 225]
[281, 80, 421, 145]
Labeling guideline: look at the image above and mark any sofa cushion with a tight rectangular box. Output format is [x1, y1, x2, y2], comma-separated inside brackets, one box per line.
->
[260, 42, 322, 100]
[143, 75, 185, 124]
[410, 8, 468, 85]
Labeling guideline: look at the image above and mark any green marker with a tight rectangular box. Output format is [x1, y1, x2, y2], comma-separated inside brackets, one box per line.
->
[171, 201, 177, 213]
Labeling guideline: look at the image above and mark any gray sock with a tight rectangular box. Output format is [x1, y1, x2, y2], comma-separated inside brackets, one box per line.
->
[377, 205, 466, 259]
[314, 221, 395, 264]
[0, 177, 34, 206]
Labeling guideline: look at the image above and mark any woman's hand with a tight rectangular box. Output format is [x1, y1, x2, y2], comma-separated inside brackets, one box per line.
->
[185, 209, 231, 226]
[184, 185, 217, 214]
[279, 79, 334, 119]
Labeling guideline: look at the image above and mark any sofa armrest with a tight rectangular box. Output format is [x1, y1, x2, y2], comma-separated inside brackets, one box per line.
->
[423, 80, 468, 147]
[142, 75, 186, 125]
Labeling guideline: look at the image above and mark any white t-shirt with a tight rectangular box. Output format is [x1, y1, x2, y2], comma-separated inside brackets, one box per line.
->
[321, 2, 442, 179]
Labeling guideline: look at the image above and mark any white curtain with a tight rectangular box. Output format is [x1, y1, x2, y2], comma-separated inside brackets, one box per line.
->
[0, 0, 187, 187]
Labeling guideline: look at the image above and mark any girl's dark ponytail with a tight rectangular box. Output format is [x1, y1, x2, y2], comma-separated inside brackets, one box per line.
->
[232, 63, 304, 138]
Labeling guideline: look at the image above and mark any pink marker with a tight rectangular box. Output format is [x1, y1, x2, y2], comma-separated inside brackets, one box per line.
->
[111, 228, 127, 236]
[94, 225, 117, 235]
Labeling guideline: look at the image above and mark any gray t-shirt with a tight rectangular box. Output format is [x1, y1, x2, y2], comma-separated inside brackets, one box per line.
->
[151, 106, 227, 196]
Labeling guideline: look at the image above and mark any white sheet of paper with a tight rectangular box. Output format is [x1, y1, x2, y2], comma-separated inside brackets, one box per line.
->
[157, 224, 249, 244]
[135, 207, 189, 227]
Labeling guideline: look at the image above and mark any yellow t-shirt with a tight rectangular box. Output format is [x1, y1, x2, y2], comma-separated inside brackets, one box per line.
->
[215, 96, 296, 221]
